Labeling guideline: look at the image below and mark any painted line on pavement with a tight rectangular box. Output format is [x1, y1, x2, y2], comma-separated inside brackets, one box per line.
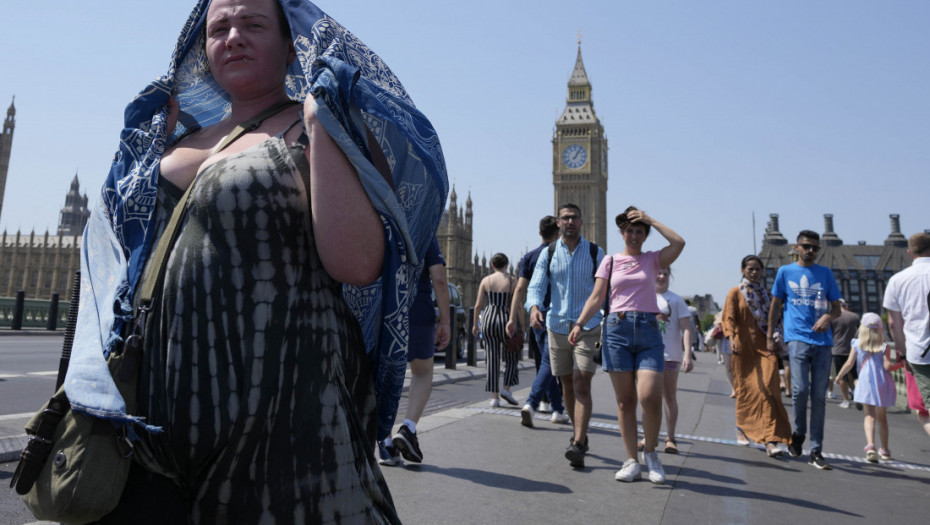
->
[0, 412, 35, 421]
[468, 407, 930, 473]
[0, 370, 57, 379]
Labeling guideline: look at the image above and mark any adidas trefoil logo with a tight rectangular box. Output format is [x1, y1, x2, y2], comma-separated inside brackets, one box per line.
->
[788, 275, 822, 298]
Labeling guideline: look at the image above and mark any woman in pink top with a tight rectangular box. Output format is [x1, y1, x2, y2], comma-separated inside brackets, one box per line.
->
[570, 206, 684, 484]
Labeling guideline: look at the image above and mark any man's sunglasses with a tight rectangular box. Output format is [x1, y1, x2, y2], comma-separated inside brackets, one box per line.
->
[799, 243, 820, 252]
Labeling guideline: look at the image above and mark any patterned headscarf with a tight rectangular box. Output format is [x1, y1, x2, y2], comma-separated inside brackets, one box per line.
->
[66, 0, 448, 441]
[738, 277, 781, 337]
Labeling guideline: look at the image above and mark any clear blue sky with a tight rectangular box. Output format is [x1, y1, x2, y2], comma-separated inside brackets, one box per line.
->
[2, 1, 928, 305]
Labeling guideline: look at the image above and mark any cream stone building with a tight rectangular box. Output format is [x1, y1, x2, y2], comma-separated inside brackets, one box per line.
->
[0, 175, 89, 300]
[552, 43, 608, 249]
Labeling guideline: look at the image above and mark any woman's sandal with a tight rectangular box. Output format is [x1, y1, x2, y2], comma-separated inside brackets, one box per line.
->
[864, 444, 878, 463]
[735, 428, 750, 446]
[664, 438, 678, 454]
[765, 442, 783, 458]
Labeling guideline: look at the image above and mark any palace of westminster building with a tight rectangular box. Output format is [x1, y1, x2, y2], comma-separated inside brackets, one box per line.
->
[0, 45, 914, 318]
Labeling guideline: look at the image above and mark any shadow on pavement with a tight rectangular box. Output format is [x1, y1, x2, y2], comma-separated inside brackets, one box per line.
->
[829, 462, 930, 485]
[403, 464, 572, 494]
[668, 478, 863, 517]
[687, 451, 802, 474]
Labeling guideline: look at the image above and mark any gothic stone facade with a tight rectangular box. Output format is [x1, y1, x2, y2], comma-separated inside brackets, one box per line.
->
[1, 173, 90, 300]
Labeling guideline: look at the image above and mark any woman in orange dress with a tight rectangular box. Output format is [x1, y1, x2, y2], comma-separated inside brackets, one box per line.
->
[722, 255, 792, 457]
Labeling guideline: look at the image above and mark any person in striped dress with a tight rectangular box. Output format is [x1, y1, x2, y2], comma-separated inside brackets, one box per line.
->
[474, 253, 519, 407]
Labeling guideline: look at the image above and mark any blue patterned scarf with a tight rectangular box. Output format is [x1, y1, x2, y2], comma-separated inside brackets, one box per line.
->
[66, 0, 448, 440]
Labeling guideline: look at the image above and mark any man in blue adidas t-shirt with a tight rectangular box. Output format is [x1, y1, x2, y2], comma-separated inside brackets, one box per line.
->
[767, 230, 841, 470]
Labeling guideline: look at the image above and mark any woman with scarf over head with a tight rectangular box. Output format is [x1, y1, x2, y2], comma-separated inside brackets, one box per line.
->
[722, 255, 793, 457]
[73, 0, 453, 522]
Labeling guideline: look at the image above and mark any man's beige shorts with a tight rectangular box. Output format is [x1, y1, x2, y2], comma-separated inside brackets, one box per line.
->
[549, 325, 601, 376]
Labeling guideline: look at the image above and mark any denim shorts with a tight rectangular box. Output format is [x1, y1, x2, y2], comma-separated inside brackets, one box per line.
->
[602, 312, 665, 373]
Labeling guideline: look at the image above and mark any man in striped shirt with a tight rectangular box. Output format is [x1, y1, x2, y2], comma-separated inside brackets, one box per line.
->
[526, 203, 605, 468]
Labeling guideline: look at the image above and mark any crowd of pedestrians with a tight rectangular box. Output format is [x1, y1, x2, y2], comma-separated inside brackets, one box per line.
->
[382, 222, 930, 488]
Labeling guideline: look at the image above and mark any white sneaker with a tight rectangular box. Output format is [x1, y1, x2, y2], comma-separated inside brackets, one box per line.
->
[827, 391, 836, 400]
[643, 451, 666, 484]
[489, 398, 500, 408]
[838, 400, 851, 409]
[538, 402, 552, 414]
[520, 404, 535, 428]
[615, 458, 642, 482]
[550, 410, 570, 424]
[500, 390, 519, 406]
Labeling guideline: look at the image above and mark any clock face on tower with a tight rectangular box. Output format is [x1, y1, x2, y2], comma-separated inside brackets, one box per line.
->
[562, 144, 588, 170]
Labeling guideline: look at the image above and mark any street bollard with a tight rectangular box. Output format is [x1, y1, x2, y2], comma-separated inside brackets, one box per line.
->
[466, 307, 477, 366]
[445, 304, 456, 370]
[11, 290, 25, 330]
[47, 292, 60, 331]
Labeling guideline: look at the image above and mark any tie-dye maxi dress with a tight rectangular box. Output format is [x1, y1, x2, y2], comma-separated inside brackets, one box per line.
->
[130, 131, 399, 524]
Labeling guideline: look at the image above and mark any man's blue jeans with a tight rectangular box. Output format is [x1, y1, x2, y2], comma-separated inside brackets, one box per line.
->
[788, 341, 832, 453]
[526, 324, 564, 413]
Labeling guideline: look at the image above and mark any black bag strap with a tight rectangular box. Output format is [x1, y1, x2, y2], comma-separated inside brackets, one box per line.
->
[213, 99, 300, 156]
[602, 256, 613, 314]
[546, 240, 599, 279]
[55, 271, 82, 390]
[922, 291, 930, 358]
[10, 391, 68, 495]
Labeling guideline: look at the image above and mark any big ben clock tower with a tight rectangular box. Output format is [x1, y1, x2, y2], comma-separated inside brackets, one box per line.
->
[552, 41, 608, 249]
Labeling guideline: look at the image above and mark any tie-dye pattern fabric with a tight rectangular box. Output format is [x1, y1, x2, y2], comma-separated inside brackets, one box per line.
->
[127, 134, 398, 523]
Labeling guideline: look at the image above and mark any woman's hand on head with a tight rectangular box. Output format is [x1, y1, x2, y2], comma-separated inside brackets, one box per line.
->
[629, 209, 652, 226]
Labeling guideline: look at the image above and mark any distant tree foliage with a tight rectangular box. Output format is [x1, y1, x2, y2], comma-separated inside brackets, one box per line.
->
[701, 313, 716, 332]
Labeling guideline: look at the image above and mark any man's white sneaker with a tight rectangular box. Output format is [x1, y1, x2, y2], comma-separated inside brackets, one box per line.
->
[615, 458, 642, 482]
[643, 451, 666, 484]
[538, 402, 552, 413]
[550, 410, 570, 424]
[838, 400, 851, 409]
[520, 404, 535, 428]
